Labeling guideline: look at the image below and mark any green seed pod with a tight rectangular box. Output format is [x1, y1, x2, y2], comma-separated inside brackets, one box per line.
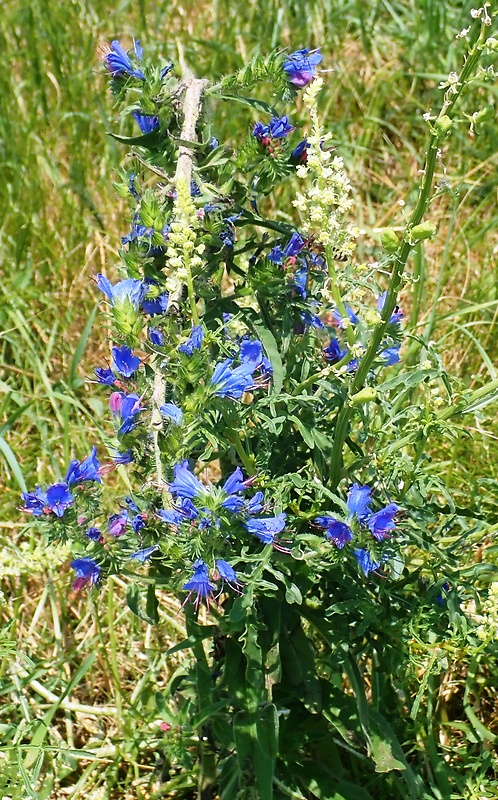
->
[349, 387, 377, 406]
[380, 228, 399, 253]
[410, 222, 437, 242]
[435, 115, 452, 136]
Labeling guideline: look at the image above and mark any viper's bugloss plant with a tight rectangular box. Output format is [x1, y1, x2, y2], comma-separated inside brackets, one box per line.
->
[23, 15, 498, 800]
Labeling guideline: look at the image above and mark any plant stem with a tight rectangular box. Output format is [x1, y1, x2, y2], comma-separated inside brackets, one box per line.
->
[329, 21, 489, 489]
[185, 605, 217, 799]
[151, 76, 208, 491]
[326, 245, 355, 347]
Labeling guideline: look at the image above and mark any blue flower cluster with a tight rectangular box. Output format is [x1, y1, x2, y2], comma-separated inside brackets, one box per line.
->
[315, 483, 398, 575]
[210, 338, 272, 400]
[158, 462, 286, 605]
[21, 447, 101, 519]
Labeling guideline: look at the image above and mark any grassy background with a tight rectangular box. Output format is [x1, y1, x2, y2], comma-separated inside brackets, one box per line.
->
[1, 0, 497, 797]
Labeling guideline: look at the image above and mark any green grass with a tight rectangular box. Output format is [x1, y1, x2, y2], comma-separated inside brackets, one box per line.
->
[1, 0, 497, 796]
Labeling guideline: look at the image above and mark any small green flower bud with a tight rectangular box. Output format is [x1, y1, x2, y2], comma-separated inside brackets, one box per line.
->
[380, 228, 399, 253]
[349, 387, 377, 406]
[112, 300, 144, 342]
[410, 222, 437, 242]
[435, 115, 452, 136]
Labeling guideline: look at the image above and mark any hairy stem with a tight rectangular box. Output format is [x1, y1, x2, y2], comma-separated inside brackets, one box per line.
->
[151, 77, 209, 490]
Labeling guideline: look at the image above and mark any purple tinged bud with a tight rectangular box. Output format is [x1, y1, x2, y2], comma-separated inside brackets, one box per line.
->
[108, 512, 128, 537]
[283, 48, 322, 87]
[71, 558, 101, 591]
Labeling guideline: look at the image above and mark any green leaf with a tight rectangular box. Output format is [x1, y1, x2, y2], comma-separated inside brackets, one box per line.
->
[107, 129, 162, 146]
[285, 582, 303, 605]
[216, 93, 277, 115]
[0, 435, 26, 492]
[126, 583, 159, 625]
[252, 322, 285, 395]
[289, 415, 314, 448]
[68, 303, 98, 389]
[164, 626, 217, 657]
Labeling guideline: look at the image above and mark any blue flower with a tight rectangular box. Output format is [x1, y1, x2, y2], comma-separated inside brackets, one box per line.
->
[222, 466, 250, 496]
[110, 392, 145, 435]
[124, 496, 140, 513]
[112, 346, 141, 378]
[71, 558, 102, 590]
[332, 304, 359, 328]
[86, 527, 102, 541]
[381, 346, 400, 366]
[283, 49, 322, 87]
[141, 292, 169, 316]
[323, 338, 348, 363]
[104, 40, 145, 80]
[244, 513, 286, 544]
[353, 549, 382, 576]
[269, 115, 294, 138]
[269, 232, 305, 264]
[182, 559, 216, 607]
[367, 503, 398, 541]
[160, 403, 183, 425]
[130, 544, 159, 562]
[314, 517, 353, 548]
[169, 460, 205, 499]
[220, 467, 253, 512]
[94, 367, 116, 386]
[239, 339, 272, 373]
[45, 483, 73, 517]
[149, 327, 164, 346]
[178, 325, 204, 355]
[210, 359, 256, 400]
[290, 139, 310, 164]
[294, 266, 308, 299]
[65, 446, 101, 486]
[112, 449, 134, 464]
[121, 221, 152, 246]
[245, 491, 265, 515]
[158, 496, 199, 526]
[130, 514, 145, 534]
[315, 483, 371, 548]
[253, 121, 270, 140]
[132, 112, 159, 134]
[347, 483, 372, 520]
[301, 311, 325, 329]
[21, 487, 47, 516]
[215, 559, 241, 591]
[96, 274, 147, 310]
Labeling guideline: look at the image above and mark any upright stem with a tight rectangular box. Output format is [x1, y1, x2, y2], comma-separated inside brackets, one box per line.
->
[151, 77, 208, 490]
[329, 21, 489, 489]
[185, 605, 217, 799]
